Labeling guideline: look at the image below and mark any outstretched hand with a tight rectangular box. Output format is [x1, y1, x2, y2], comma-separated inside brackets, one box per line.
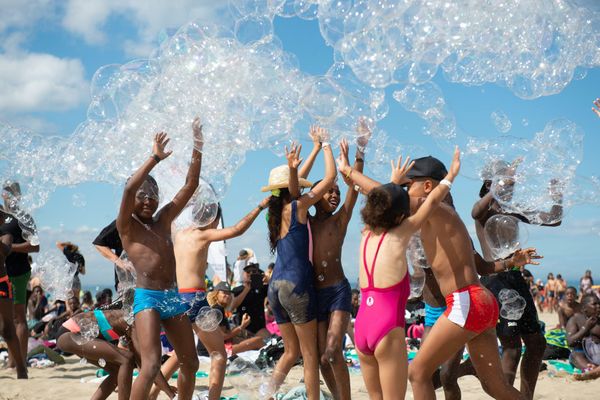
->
[356, 117, 372, 150]
[593, 98, 600, 118]
[153, 132, 172, 160]
[447, 146, 461, 180]
[311, 125, 330, 143]
[309, 125, 322, 148]
[285, 142, 303, 169]
[511, 247, 543, 267]
[192, 117, 203, 149]
[337, 139, 352, 185]
[390, 155, 415, 185]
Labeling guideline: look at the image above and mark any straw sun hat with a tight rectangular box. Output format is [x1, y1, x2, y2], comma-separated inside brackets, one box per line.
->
[261, 165, 312, 193]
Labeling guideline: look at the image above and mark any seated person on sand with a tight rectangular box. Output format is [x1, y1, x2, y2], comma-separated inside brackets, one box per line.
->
[557, 287, 581, 329]
[566, 294, 600, 380]
[26, 284, 48, 329]
[207, 282, 267, 356]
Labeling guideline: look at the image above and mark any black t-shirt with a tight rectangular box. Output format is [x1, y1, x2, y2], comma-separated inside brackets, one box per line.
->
[0, 216, 32, 277]
[232, 284, 268, 334]
[92, 220, 123, 289]
[63, 248, 85, 276]
[92, 220, 123, 256]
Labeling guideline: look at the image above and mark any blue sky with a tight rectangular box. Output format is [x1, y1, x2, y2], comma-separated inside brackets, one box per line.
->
[1, 1, 599, 289]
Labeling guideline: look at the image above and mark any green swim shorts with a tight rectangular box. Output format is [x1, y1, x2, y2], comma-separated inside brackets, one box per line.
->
[9, 271, 31, 305]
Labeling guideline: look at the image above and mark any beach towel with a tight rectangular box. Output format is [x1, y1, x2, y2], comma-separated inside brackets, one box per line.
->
[275, 385, 332, 400]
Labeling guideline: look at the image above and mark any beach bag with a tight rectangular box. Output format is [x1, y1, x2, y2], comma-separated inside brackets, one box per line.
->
[255, 336, 287, 369]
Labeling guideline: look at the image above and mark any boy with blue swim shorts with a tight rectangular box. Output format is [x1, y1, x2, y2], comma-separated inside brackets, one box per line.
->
[146, 195, 270, 400]
[116, 119, 203, 400]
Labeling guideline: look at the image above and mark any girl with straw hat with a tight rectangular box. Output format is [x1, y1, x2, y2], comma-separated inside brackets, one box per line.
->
[262, 126, 336, 399]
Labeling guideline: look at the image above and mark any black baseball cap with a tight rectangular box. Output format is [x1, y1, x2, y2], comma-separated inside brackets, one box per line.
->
[406, 156, 447, 181]
[243, 263, 262, 273]
[213, 282, 232, 293]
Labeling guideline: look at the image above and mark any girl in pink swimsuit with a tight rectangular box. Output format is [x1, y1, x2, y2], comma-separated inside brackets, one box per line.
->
[345, 154, 460, 399]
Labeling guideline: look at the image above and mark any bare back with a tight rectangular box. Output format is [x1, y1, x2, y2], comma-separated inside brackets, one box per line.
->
[419, 203, 480, 297]
[358, 227, 410, 290]
[174, 228, 210, 290]
[121, 214, 177, 290]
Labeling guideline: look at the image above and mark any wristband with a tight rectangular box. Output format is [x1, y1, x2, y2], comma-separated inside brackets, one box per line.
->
[151, 154, 161, 163]
[257, 204, 265, 211]
[321, 142, 331, 148]
[355, 157, 364, 163]
[345, 168, 353, 179]
[440, 179, 452, 189]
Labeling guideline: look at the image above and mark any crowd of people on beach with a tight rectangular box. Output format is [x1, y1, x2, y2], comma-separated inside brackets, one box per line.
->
[0, 105, 599, 400]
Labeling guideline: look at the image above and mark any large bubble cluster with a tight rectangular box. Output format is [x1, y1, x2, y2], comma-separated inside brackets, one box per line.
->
[227, 356, 276, 400]
[465, 118, 596, 224]
[32, 251, 76, 301]
[0, 0, 598, 240]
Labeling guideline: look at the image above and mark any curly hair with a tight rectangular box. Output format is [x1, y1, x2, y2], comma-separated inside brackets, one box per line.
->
[361, 184, 409, 231]
[267, 188, 291, 254]
[206, 290, 219, 307]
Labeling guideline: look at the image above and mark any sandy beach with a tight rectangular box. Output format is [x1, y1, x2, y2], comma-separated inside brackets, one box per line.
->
[1, 311, 598, 399]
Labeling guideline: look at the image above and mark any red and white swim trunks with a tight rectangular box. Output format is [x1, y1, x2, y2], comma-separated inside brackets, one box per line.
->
[443, 284, 499, 334]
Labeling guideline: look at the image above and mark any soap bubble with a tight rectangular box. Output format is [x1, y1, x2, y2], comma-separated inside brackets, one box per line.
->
[227, 357, 274, 399]
[33, 251, 77, 301]
[175, 178, 219, 230]
[195, 306, 223, 332]
[498, 289, 527, 320]
[491, 110, 512, 133]
[483, 215, 527, 260]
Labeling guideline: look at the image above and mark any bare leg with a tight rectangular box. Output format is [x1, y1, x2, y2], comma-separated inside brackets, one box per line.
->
[519, 332, 545, 399]
[194, 325, 226, 400]
[162, 314, 199, 400]
[57, 333, 134, 400]
[293, 319, 320, 400]
[439, 348, 465, 400]
[574, 365, 600, 381]
[0, 299, 27, 378]
[374, 327, 408, 400]
[317, 320, 338, 398]
[466, 328, 525, 400]
[270, 323, 300, 392]
[497, 334, 521, 386]
[10, 303, 28, 370]
[130, 310, 163, 400]
[570, 351, 592, 371]
[356, 348, 382, 400]
[346, 319, 355, 347]
[90, 364, 119, 400]
[409, 316, 476, 400]
[149, 354, 179, 400]
[321, 311, 351, 400]
[231, 336, 265, 355]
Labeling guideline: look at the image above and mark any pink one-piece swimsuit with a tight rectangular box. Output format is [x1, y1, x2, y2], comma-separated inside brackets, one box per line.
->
[355, 231, 410, 355]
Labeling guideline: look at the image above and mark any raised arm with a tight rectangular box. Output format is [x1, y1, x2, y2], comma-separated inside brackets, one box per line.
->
[286, 143, 302, 199]
[339, 119, 370, 218]
[159, 118, 203, 223]
[337, 151, 381, 195]
[297, 131, 337, 210]
[405, 147, 460, 232]
[471, 191, 495, 221]
[200, 197, 270, 243]
[298, 125, 322, 179]
[9, 241, 38, 253]
[117, 132, 172, 235]
[473, 247, 543, 275]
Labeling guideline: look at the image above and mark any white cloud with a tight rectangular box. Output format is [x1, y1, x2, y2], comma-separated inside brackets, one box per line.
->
[0, 51, 88, 113]
[0, 0, 57, 33]
[62, 0, 224, 55]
